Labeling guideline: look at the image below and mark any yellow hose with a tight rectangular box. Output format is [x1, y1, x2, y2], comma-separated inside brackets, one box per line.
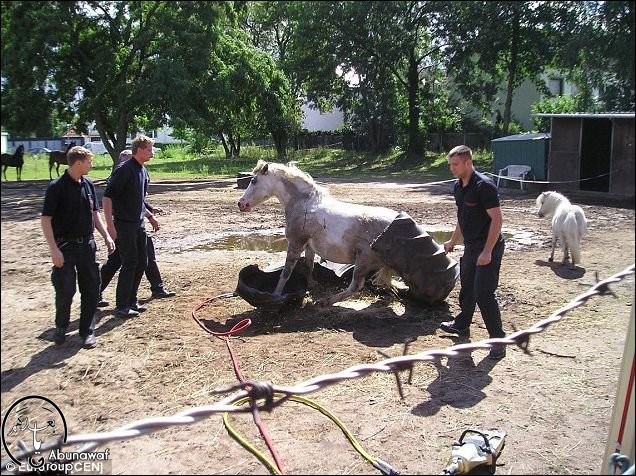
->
[224, 393, 381, 475]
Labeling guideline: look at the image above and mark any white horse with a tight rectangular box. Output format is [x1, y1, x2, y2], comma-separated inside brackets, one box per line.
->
[536, 191, 587, 269]
[238, 160, 399, 306]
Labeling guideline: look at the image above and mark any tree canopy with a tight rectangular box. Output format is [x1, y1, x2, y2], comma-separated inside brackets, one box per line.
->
[2, 1, 633, 159]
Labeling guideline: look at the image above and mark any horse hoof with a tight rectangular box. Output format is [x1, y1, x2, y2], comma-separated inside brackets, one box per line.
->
[548, 257, 553, 262]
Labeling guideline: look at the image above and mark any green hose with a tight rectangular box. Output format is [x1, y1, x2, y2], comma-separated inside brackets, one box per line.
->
[224, 393, 399, 475]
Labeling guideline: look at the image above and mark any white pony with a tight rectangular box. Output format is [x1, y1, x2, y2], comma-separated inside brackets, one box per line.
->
[536, 191, 587, 269]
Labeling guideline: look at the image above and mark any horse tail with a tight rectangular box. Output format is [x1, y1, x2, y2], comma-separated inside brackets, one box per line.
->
[572, 206, 587, 265]
[568, 231, 582, 264]
[561, 207, 585, 265]
[371, 266, 400, 294]
[574, 206, 587, 237]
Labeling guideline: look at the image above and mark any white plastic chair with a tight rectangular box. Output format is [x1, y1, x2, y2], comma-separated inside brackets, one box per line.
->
[496, 165, 532, 190]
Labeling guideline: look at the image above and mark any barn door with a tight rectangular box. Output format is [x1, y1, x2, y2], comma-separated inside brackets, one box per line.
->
[580, 119, 611, 192]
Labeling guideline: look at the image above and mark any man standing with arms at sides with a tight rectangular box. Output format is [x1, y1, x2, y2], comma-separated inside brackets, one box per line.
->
[102, 135, 155, 317]
[41, 146, 115, 348]
[439, 145, 507, 360]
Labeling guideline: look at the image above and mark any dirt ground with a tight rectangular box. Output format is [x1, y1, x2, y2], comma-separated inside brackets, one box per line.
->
[1, 174, 634, 475]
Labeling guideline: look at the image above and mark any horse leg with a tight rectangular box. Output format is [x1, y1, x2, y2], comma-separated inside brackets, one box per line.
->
[548, 233, 557, 262]
[273, 242, 305, 295]
[317, 257, 373, 306]
[562, 242, 570, 266]
[304, 246, 316, 288]
[2, 165, 6, 181]
[56, 163, 61, 177]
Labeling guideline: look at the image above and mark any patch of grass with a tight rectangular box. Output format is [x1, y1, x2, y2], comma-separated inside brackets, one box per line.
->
[2, 145, 493, 182]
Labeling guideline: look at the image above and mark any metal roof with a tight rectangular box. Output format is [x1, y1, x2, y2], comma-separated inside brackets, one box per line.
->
[491, 133, 550, 142]
[532, 112, 635, 119]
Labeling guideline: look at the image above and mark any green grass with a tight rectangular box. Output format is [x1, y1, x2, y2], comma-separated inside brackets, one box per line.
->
[3, 145, 493, 182]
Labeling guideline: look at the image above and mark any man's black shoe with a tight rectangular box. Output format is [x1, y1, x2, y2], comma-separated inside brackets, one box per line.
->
[439, 320, 470, 337]
[97, 298, 109, 308]
[82, 333, 97, 349]
[130, 302, 147, 312]
[53, 327, 66, 345]
[488, 347, 506, 360]
[115, 307, 139, 318]
[152, 288, 176, 299]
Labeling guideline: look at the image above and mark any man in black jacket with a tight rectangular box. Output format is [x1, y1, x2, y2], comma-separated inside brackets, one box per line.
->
[102, 135, 155, 317]
[98, 149, 175, 308]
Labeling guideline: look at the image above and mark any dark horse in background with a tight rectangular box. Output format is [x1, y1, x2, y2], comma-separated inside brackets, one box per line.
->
[49, 142, 76, 179]
[1, 145, 25, 181]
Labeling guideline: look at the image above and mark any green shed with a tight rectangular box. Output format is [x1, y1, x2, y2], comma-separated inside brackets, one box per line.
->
[491, 133, 550, 181]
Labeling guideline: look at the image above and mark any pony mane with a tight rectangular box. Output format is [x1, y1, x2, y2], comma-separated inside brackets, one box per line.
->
[253, 160, 328, 196]
[538, 191, 571, 208]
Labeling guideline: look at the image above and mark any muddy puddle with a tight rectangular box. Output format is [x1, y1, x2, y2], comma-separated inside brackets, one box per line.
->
[156, 227, 545, 254]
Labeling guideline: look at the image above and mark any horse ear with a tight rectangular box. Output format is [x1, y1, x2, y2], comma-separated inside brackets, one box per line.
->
[262, 163, 269, 174]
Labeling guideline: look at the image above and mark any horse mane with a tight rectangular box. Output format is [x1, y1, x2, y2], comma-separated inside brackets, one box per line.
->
[253, 160, 328, 196]
[538, 191, 571, 210]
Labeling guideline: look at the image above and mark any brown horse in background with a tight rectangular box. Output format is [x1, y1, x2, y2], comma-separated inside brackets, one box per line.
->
[1, 145, 25, 181]
[48, 142, 76, 179]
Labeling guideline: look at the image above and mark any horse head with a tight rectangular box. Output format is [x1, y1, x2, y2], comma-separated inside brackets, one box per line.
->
[537, 191, 571, 218]
[14, 145, 25, 166]
[536, 191, 558, 218]
[238, 161, 275, 212]
[238, 160, 323, 212]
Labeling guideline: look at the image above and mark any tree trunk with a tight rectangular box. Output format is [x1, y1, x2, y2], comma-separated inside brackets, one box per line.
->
[219, 132, 231, 159]
[406, 49, 424, 159]
[502, 9, 521, 136]
[271, 130, 287, 160]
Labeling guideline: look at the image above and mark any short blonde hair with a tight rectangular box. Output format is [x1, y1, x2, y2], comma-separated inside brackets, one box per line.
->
[447, 145, 473, 160]
[67, 146, 93, 166]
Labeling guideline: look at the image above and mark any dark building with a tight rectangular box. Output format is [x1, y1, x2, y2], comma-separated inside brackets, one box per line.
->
[534, 113, 634, 198]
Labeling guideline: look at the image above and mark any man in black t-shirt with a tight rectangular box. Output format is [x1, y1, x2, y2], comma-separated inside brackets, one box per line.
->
[41, 146, 115, 348]
[439, 145, 507, 360]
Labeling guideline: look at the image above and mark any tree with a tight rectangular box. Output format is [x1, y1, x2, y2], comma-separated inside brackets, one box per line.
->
[444, 1, 565, 135]
[552, 1, 635, 111]
[1, 1, 231, 162]
[168, 30, 299, 160]
[283, 1, 453, 158]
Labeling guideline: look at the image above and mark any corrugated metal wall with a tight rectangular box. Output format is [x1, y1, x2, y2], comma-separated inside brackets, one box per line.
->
[492, 135, 549, 181]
